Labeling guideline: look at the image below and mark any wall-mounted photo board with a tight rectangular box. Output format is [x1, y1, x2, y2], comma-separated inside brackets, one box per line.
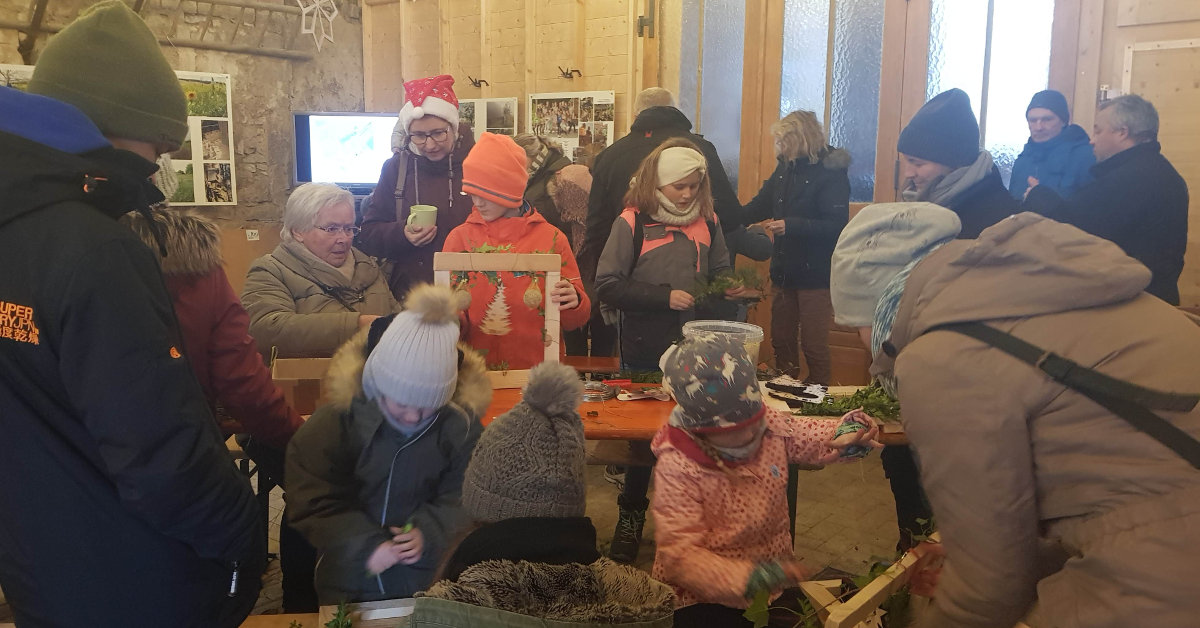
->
[527, 91, 615, 164]
[1, 65, 237, 206]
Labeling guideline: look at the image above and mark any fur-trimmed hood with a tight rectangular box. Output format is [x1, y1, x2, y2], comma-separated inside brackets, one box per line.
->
[121, 205, 222, 275]
[820, 147, 851, 170]
[323, 324, 493, 420]
[418, 557, 675, 626]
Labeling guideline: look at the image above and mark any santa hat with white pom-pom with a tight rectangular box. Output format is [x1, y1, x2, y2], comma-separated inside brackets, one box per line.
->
[397, 74, 460, 144]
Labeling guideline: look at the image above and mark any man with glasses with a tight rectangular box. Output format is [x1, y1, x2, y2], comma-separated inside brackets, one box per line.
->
[359, 75, 476, 300]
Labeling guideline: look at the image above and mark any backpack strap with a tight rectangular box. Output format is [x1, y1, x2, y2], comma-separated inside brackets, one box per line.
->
[927, 321, 1200, 469]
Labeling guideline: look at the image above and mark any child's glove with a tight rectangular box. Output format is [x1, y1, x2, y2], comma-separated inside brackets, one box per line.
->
[743, 561, 788, 600]
[824, 409, 882, 461]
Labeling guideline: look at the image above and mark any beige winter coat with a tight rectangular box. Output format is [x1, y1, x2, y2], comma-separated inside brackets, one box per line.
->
[241, 241, 397, 359]
[873, 213, 1200, 628]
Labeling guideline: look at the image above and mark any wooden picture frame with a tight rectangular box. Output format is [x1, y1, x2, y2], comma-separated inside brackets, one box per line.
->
[433, 252, 561, 389]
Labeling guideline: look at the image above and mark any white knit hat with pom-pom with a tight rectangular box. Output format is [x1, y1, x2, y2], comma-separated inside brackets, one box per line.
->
[461, 362, 586, 523]
[362, 283, 468, 409]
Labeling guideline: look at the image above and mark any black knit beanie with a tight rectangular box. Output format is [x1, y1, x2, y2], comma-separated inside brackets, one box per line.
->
[897, 88, 980, 169]
[1026, 89, 1070, 124]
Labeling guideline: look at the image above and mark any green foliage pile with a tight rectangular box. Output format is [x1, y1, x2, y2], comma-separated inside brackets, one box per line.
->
[793, 382, 900, 423]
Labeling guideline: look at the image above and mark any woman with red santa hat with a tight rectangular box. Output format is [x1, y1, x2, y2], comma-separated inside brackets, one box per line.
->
[359, 75, 477, 299]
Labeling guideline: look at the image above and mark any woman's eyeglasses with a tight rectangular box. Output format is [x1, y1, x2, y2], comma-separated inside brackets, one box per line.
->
[315, 224, 361, 236]
[409, 127, 451, 145]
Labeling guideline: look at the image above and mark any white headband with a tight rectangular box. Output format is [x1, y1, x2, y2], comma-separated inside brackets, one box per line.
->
[656, 146, 707, 187]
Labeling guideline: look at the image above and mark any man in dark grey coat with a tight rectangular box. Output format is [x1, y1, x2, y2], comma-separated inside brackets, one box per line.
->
[1025, 94, 1189, 305]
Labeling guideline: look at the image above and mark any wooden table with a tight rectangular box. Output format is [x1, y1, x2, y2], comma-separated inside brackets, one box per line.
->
[482, 384, 673, 441]
[481, 383, 907, 445]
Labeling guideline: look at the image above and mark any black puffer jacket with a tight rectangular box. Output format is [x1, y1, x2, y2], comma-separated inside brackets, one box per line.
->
[743, 148, 851, 289]
[580, 106, 742, 279]
[1024, 141, 1189, 305]
[0, 90, 261, 627]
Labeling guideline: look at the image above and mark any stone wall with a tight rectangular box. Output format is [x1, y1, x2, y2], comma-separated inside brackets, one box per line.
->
[1, 0, 365, 228]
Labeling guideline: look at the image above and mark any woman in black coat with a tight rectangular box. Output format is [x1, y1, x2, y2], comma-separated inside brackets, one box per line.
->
[743, 111, 850, 384]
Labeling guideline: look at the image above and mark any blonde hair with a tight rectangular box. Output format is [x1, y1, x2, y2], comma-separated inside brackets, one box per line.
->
[623, 137, 714, 220]
[772, 110, 826, 164]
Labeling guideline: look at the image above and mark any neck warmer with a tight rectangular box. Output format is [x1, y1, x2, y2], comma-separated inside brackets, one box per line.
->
[710, 418, 769, 462]
[869, 245, 947, 398]
[651, 189, 701, 225]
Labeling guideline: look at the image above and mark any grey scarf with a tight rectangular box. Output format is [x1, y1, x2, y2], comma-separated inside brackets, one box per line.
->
[902, 151, 995, 205]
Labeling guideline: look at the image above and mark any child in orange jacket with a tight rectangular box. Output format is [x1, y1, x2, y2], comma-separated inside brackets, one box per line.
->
[442, 132, 590, 370]
[651, 333, 881, 627]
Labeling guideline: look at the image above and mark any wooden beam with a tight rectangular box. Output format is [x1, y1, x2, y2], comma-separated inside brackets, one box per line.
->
[627, 0, 639, 131]
[440, 0, 451, 75]
[1071, 0, 1103, 134]
[525, 0, 537, 100]
[1048, 0, 1082, 105]
[640, 0, 661, 90]
[873, 0, 930, 202]
[480, 0, 491, 98]
[363, 1, 405, 111]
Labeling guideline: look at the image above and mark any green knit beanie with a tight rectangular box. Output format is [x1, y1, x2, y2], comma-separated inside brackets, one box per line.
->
[29, 0, 187, 151]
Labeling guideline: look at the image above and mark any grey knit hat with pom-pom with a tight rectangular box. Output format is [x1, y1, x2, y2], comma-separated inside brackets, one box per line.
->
[362, 283, 467, 409]
[461, 361, 585, 523]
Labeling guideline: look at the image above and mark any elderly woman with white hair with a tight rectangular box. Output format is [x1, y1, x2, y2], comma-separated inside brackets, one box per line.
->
[242, 182, 397, 359]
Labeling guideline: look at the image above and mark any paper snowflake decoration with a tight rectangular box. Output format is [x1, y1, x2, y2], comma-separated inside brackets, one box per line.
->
[297, 0, 338, 51]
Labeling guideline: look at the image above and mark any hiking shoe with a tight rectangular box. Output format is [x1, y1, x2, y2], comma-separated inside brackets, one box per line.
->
[603, 465, 626, 490]
[609, 507, 646, 564]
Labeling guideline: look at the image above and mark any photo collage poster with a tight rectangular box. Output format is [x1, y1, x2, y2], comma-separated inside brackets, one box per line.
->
[0, 65, 237, 206]
[457, 97, 519, 141]
[527, 91, 614, 164]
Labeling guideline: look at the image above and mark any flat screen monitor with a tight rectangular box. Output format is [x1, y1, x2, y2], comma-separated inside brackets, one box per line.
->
[293, 112, 397, 193]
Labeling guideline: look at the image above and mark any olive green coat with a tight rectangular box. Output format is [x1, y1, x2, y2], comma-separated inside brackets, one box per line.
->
[241, 241, 397, 358]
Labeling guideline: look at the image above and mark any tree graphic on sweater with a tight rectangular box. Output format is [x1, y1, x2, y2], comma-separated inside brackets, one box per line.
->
[479, 281, 512, 336]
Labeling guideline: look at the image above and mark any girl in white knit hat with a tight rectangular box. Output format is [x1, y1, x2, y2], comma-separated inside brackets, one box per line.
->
[286, 283, 493, 605]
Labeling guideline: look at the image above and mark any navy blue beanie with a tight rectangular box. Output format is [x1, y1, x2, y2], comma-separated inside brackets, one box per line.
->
[1026, 89, 1070, 124]
[897, 88, 980, 169]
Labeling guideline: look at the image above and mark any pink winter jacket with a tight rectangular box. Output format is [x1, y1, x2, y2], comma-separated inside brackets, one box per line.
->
[650, 409, 841, 609]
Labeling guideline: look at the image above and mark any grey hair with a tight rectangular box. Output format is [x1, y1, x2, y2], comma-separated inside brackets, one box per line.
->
[1098, 94, 1158, 144]
[512, 134, 563, 160]
[281, 182, 354, 241]
[634, 87, 676, 116]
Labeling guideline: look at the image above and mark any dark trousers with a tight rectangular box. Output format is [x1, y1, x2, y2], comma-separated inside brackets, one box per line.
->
[280, 508, 320, 612]
[618, 440, 655, 511]
[881, 445, 933, 551]
[770, 287, 833, 384]
[673, 588, 811, 628]
[565, 292, 618, 358]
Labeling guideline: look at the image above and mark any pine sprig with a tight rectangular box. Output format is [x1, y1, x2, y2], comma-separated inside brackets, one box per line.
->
[792, 382, 900, 422]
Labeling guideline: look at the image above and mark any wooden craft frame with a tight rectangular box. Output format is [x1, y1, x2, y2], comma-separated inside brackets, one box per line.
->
[433, 252, 561, 389]
[799, 532, 1030, 628]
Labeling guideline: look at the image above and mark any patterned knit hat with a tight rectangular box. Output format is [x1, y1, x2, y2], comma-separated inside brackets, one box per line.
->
[28, 0, 188, 151]
[398, 74, 460, 140]
[461, 362, 586, 523]
[829, 202, 961, 327]
[462, 132, 528, 209]
[660, 333, 764, 434]
[362, 284, 466, 409]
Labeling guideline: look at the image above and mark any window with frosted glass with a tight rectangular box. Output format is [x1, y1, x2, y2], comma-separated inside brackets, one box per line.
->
[778, 0, 885, 202]
[927, 0, 1055, 187]
[829, 0, 885, 202]
[780, 0, 829, 118]
[698, 0, 746, 192]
